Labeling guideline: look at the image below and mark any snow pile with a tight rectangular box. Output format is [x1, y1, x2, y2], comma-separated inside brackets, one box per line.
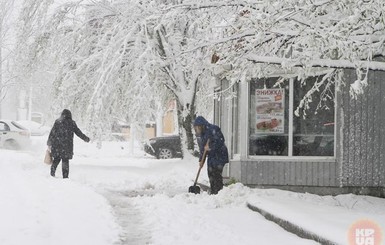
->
[248, 189, 385, 244]
[131, 184, 317, 245]
[0, 150, 120, 245]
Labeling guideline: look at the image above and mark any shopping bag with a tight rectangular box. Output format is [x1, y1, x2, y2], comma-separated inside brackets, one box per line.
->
[44, 150, 53, 165]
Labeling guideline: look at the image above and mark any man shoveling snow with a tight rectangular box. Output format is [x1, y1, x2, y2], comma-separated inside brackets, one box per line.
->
[193, 116, 229, 195]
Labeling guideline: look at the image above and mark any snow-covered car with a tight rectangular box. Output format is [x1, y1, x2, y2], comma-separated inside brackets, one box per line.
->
[144, 135, 183, 159]
[0, 120, 31, 150]
[16, 120, 51, 136]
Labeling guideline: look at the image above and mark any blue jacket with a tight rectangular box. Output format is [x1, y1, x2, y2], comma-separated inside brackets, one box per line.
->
[194, 116, 229, 167]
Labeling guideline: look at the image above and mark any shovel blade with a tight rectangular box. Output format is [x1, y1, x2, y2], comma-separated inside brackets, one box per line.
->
[188, 185, 200, 194]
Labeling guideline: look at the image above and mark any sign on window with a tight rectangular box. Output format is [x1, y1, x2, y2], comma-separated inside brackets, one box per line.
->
[255, 89, 285, 134]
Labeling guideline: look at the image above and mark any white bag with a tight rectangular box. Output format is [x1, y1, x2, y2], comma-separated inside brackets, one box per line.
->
[44, 149, 53, 165]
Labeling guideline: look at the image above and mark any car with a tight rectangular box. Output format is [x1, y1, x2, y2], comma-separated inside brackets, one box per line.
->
[144, 135, 183, 159]
[0, 120, 31, 150]
[16, 120, 51, 136]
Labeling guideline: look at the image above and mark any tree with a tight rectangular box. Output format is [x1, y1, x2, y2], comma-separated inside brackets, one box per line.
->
[16, 0, 383, 151]
[11, 0, 57, 120]
[28, 1, 174, 140]
[24, 0, 216, 152]
[163, 0, 384, 115]
[0, 0, 16, 117]
[145, 2, 217, 152]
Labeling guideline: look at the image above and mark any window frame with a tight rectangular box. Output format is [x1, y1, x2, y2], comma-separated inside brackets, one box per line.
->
[231, 83, 240, 157]
[213, 87, 222, 126]
[247, 78, 337, 160]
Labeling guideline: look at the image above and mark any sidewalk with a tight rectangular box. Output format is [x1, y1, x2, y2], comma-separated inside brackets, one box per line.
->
[0, 150, 120, 245]
[247, 189, 385, 245]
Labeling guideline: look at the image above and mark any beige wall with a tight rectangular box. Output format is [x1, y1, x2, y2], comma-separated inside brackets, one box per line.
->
[163, 110, 176, 134]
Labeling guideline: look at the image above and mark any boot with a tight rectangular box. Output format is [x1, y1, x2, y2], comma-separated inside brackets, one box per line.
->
[62, 159, 69, 179]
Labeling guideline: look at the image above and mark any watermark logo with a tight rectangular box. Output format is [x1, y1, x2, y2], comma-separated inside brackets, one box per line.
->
[348, 219, 383, 245]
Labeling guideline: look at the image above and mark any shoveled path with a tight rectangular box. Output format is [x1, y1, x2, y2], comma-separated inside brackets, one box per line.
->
[102, 190, 153, 245]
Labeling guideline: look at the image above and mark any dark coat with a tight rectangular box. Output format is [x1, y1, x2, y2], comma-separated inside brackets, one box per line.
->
[47, 110, 89, 159]
[194, 116, 229, 167]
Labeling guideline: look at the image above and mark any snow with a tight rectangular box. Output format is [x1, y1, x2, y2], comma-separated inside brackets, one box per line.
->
[0, 149, 120, 245]
[1, 137, 384, 245]
[248, 189, 385, 245]
[16, 120, 51, 135]
[246, 54, 385, 71]
[132, 184, 317, 245]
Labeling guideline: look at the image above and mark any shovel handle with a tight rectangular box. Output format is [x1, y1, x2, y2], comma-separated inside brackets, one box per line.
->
[193, 167, 202, 187]
[193, 140, 209, 186]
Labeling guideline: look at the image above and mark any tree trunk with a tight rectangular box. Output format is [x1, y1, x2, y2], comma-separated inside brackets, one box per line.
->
[177, 102, 196, 154]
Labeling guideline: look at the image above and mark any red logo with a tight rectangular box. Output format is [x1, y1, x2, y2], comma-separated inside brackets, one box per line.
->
[348, 219, 383, 245]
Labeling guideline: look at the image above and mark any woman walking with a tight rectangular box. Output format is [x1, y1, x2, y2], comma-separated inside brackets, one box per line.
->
[47, 109, 90, 178]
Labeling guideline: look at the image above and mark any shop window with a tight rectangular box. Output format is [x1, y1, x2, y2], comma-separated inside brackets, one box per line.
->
[249, 78, 289, 156]
[249, 76, 335, 157]
[293, 77, 335, 156]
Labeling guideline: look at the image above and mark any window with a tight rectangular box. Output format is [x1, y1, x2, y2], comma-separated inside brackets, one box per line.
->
[249, 76, 335, 157]
[249, 78, 289, 156]
[293, 77, 335, 156]
[12, 122, 27, 131]
[0, 122, 10, 131]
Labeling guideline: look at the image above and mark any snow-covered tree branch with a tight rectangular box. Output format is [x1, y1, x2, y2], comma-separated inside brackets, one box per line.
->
[13, 0, 384, 147]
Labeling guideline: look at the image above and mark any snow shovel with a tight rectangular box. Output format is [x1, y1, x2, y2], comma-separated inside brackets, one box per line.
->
[188, 148, 208, 194]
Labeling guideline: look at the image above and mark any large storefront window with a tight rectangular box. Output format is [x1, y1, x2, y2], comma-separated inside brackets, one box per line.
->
[249, 76, 335, 157]
[249, 78, 289, 156]
[293, 77, 335, 156]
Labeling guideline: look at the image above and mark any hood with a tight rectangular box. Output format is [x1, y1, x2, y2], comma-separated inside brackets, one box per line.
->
[193, 116, 209, 127]
[61, 109, 72, 120]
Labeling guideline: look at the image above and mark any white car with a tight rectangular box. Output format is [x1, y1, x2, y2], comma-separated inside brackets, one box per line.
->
[17, 120, 51, 136]
[0, 120, 31, 150]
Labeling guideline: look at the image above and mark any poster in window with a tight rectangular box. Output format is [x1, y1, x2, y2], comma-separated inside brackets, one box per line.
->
[255, 89, 285, 134]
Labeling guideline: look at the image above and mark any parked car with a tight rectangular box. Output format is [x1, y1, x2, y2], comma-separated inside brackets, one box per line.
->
[144, 135, 183, 159]
[17, 120, 51, 136]
[0, 120, 31, 150]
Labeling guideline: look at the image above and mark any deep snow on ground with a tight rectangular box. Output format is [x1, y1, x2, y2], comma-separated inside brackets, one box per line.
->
[0, 150, 120, 245]
[248, 189, 385, 244]
[2, 136, 384, 245]
[0, 137, 318, 245]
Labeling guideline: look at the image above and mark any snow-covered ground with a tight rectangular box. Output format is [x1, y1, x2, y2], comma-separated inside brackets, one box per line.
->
[0, 149, 120, 245]
[248, 189, 385, 244]
[1, 137, 384, 245]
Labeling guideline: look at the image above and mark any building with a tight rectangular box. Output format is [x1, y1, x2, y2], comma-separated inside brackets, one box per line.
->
[216, 67, 385, 197]
[112, 100, 178, 140]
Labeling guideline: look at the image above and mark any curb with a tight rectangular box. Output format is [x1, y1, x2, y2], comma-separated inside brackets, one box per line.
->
[247, 203, 338, 245]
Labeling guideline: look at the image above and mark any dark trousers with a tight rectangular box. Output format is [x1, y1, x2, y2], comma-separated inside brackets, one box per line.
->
[208, 165, 224, 195]
[51, 157, 70, 178]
